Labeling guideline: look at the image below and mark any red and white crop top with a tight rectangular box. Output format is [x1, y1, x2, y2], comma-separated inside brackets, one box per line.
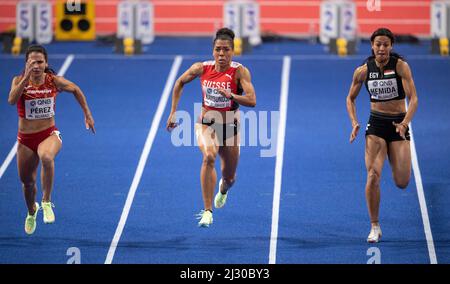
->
[17, 73, 59, 120]
[200, 61, 241, 111]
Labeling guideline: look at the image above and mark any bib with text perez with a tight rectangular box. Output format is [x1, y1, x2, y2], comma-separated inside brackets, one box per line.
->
[25, 97, 55, 120]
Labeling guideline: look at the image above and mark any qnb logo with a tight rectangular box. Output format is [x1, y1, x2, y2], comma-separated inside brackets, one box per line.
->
[378, 80, 393, 87]
[367, 0, 382, 12]
[66, 0, 81, 12]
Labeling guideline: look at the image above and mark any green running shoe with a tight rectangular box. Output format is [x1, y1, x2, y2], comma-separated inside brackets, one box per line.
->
[41, 201, 55, 224]
[214, 179, 228, 209]
[25, 202, 40, 235]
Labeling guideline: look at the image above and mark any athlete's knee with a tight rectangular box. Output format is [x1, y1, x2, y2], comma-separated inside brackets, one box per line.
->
[392, 170, 410, 189]
[21, 180, 36, 191]
[396, 181, 409, 190]
[367, 169, 381, 186]
[39, 152, 55, 167]
[202, 152, 217, 166]
[223, 177, 236, 188]
[394, 177, 410, 189]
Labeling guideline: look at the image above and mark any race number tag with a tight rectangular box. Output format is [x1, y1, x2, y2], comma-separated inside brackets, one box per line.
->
[203, 87, 232, 109]
[367, 79, 399, 101]
[25, 97, 55, 120]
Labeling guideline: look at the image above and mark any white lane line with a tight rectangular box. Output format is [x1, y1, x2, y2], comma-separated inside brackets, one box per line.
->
[104, 55, 183, 264]
[269, 55, 291, 264]
[58, 54, 75, 76]
[407, 115, 437, 263]
[0, 54, 75, 180]
[0, 143, 18, 179]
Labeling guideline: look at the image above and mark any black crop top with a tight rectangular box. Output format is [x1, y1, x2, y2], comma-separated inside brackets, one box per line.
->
[364, 56, 406, 102]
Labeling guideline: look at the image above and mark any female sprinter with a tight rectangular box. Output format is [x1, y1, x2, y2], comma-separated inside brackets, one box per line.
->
[8, 45, 95, 234]
[166, 28, 256, 227]
[346, 28, 418, 243]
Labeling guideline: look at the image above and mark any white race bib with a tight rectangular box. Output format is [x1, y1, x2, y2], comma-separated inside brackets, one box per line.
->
[203, 87, 231, 109]
[368, 78, 399, 101]
[25, 97, 55, 120]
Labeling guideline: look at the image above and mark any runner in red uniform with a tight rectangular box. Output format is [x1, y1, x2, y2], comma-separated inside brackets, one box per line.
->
[167, 28, 256, 227]
[8, 45, 95, 235]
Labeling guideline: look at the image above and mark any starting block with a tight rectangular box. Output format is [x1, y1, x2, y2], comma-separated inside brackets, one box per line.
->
[2, 36, 30, 55]
[328, 38, 357, 56]
[233, 37, 252, 56]
[223, 0, 261, 54]
[431, 1, 450, 56]
[440, 37, 449, 55]
[115, 1, 154, 55]
[115, 37, 142, 55]
[431, 37, 449, 56]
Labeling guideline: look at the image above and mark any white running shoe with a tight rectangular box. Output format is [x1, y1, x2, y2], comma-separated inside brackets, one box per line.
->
[196, 210, 213, 227]
[367, 225, 382, 243]
[214, 179, 228, 209]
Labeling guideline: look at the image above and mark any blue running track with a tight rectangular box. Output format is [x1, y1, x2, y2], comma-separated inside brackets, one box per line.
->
[0, 39, 449, 264]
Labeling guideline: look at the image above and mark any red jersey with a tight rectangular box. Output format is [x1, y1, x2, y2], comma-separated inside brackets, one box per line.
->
[17, 73, 59, 120]
[200, 61, 241, 111]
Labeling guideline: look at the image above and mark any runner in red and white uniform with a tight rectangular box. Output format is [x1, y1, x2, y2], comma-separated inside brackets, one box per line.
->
[167, 28, 256, 227]
[8, 45, 95, 235]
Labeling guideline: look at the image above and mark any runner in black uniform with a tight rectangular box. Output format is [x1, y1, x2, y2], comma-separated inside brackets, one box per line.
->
[346, 28, 419, 243]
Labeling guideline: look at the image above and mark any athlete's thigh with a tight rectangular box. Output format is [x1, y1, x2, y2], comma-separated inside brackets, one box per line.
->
[195, 123, 219, 157]
[388, 140, 411, 177]
[365, 135, 388, 173]
[17, 144, 39, 183]
[37, 133, 62, 159]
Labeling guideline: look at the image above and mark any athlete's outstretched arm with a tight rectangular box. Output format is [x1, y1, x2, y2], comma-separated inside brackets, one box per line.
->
[346, 65, 367, 143]
[8, 60, 35, 105]
[218, 66, 256, 107]
[393, 60, 418, 139]
[166, 62, 203, 131]
[54, 76, 95, 134]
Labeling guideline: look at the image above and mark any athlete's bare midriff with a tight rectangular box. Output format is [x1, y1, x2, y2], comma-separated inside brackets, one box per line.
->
[201, 106, 240, 124]
[371, 99, 406, 115]
[18, 117, 55, 134]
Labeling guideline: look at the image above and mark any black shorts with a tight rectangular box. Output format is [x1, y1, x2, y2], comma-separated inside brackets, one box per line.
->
[365, 111, 410, 143]
[200, 118, 239, 146]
